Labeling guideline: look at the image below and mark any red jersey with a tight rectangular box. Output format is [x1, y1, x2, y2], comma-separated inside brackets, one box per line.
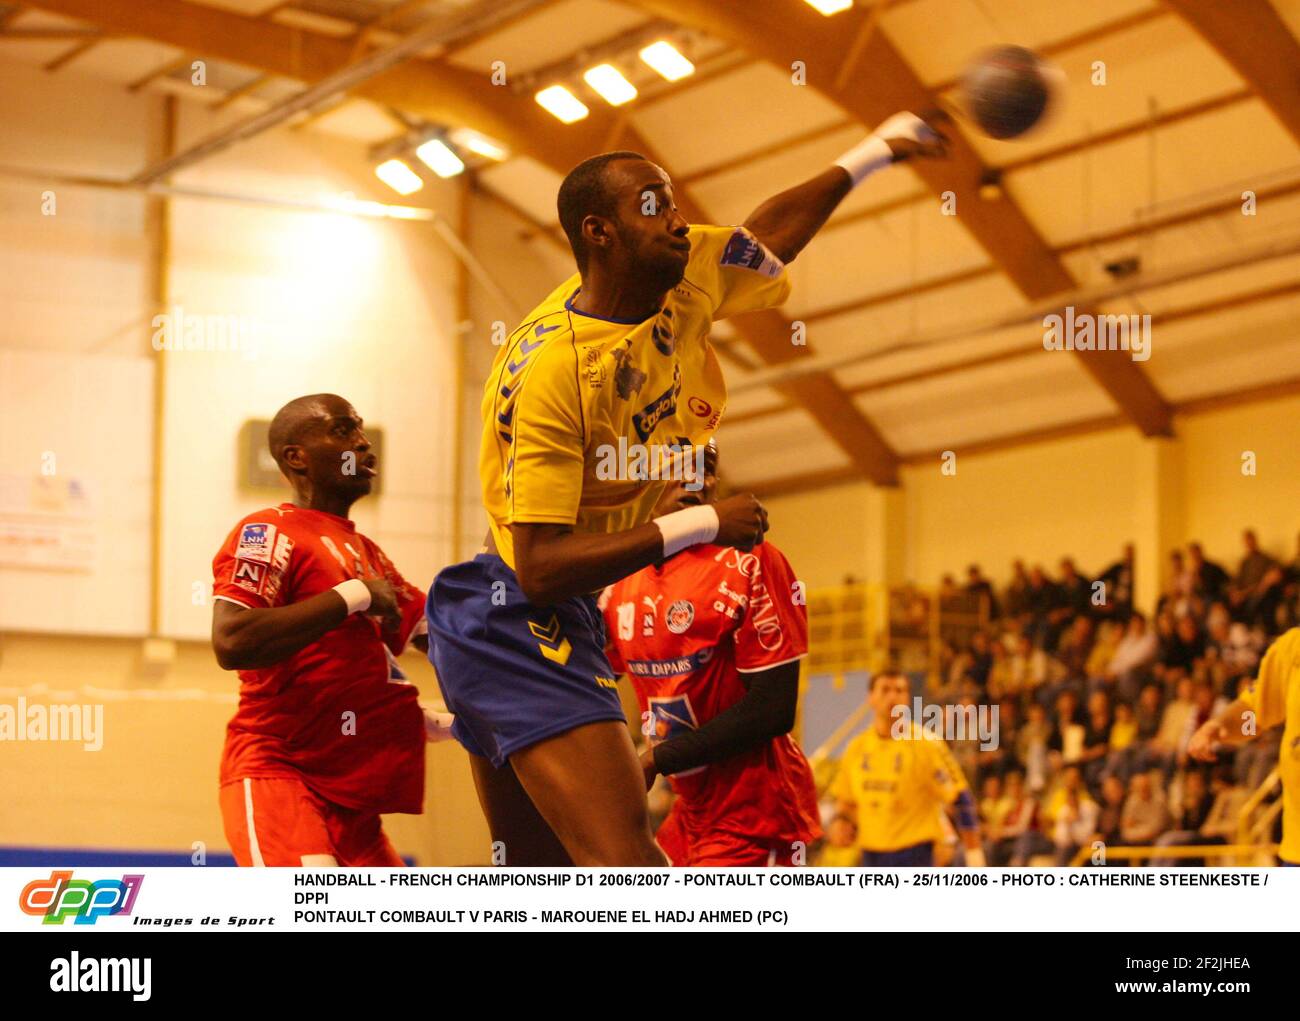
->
[212, 504, 426, 815]
[603, 542, 821, 847]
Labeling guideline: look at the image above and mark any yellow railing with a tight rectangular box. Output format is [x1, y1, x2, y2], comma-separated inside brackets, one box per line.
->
[1068, 767, 1283, 867]
[1068, 843, 1276, 866]
[805, 581, 989, 682]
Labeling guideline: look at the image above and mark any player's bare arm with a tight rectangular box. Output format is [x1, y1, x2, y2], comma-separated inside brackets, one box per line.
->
[212, 576, 400, 671]
[1188, 699, 1256, 761]
[638, 660, 801, 791]
[742, 111, 949, 265]
[511, 492, 768, 605]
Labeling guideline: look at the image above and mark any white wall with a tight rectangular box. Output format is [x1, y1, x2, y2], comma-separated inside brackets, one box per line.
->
[0, 57, 156, 634]
[158, 102, 463, 638]
[0, 54, 466, 638]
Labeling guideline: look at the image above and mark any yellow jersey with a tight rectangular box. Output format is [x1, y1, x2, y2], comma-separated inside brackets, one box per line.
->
[478, 224, 790, 570]
[1237, 627, 1300, 864]
[832, 722, 971, 853]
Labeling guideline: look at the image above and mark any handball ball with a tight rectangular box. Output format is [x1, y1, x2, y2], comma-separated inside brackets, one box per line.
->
[962, 45, 1060, 139]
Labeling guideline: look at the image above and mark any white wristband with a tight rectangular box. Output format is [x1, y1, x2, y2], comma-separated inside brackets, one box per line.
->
[653, 504, 719, 558]
[333, 578, 371, 615]
[834, 111, 937, 186]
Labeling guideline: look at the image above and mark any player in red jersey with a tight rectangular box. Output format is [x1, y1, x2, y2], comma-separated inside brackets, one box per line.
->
[210, 394, 448, 867]
[602, 443, 821, 866]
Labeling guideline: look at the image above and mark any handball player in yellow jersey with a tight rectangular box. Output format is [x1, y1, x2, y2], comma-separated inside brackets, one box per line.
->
[427, 114, 948, 866]
[1189, 626, 1300, 866]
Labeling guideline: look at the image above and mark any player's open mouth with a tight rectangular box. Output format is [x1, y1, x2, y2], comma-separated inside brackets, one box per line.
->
[360, 459, 378, 478]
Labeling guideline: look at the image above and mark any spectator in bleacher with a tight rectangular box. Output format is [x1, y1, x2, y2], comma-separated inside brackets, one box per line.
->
[1135, 683, 1164, 744]
[965, 630, 994, 691]
[965, 564, 999, 620]
[1047, 689, 1085, 770]
[979, 774, 1004, 829]
[1164, 613, 1207, 676]
[1188, 542, 1230, 603]
[1004, 559, 1030, 619]
[1056, 614, 1095, 684]
[1161, 549, 1193, 618]
[1018, 702, 1051, 793]
[1025, 564, 1063, 649]
[1085, 619, 1121, 685]
[938, 573, 962, 611]
[1056, 557, 1093, 619]
[1095, 543, 1135, 620]
[1227, 528, 1283, 627]
[1120, 772, 1169, 849]
[1199, 766, 1249, 846]
[977, 699, 1018, 779]
[986, 638, 1014, 701]
[1106, 611, 1158, 702]
[1146, 676, 1196, 776]
[988, 769, 1037, 865]
[1078, 689, 1113, 789]
[1049, 767, 1099, 865]
[1094, 774, 1127, 858]
[1151, 768, 1213, 866]
[1107, 701, 1140, 781]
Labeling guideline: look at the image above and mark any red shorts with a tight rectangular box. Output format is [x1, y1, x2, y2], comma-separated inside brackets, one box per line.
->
[220, 776, 404, 867]
[656, 807, 808, 867]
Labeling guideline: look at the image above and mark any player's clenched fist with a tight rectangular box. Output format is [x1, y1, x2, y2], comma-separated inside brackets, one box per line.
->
[714, 493, 769, 551]
[362, 577, 402, 631]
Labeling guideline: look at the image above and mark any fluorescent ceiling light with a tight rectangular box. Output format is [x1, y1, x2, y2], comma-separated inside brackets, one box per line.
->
[804, 0, 854, 14]
[535, 84, 589, 123]
[638, 40, 694, 81]
[375, 158, 423, 195]
[449, 128, 508, 161]
[415, 137, 466, 178]
[583, 63, 638, 106]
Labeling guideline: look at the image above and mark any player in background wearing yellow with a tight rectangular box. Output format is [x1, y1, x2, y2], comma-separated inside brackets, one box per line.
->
[833, 670, 985, 866]
[427, 114, 949, 865]
[1189, 626, 1299, 865]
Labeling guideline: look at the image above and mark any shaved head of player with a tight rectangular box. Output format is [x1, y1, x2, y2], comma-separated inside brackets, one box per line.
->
[427, 109, 949, 867]
[557, 152, 693, 319]
[266, 393, 377, 516]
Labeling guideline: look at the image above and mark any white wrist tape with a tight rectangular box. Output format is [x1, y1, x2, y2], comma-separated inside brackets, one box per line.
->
[333, 578, 371, 615]
[834, 111, 937, 186]
[653, 504, 719, 558]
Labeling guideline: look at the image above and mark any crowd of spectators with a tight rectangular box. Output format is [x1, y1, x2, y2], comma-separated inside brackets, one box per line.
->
[893, 528, 1297, 866]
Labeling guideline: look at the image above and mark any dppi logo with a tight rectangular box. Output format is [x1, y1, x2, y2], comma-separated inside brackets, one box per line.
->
[19, 870, 144, 925]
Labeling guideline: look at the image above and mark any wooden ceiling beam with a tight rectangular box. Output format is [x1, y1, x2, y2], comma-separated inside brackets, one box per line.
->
[21, 0, 899, 484]
[1164, 0, 1300, 147]
[623, 0, 1173, 436]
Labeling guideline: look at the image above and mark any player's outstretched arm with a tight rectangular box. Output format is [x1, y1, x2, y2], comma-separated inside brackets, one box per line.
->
[211, 577, 399, 670]
[1188, 699, 1255, 761]
[642, 661, 801, 788]
[742, 111, 948, 264]
[512, 493, 769, 605]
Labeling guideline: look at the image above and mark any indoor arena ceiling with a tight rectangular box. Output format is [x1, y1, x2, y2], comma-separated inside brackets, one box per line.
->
[4, 0, 1299, 494]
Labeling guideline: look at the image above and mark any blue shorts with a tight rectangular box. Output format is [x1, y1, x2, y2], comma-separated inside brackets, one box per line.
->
[859, 842, 934, 867]
[425, 554, 625, 768]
